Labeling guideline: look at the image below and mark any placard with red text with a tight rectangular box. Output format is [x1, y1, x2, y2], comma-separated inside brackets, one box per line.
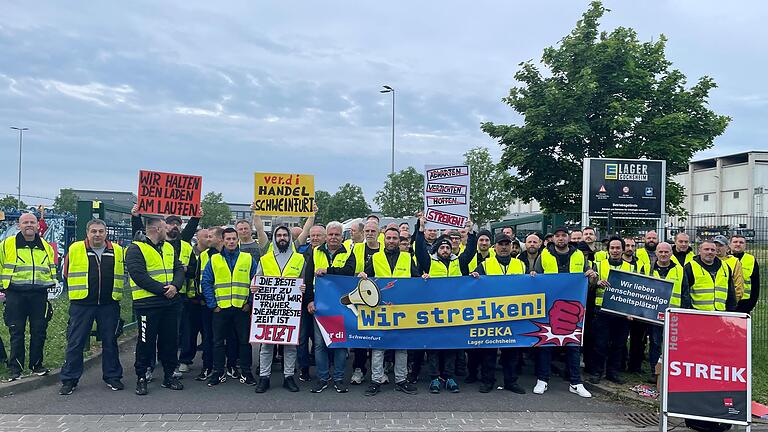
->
[249, 276, 303, 345]
[423, 164, 471, 230]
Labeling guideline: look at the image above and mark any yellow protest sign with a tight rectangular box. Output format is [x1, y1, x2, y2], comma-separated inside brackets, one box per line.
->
[253, 172, 315, 216]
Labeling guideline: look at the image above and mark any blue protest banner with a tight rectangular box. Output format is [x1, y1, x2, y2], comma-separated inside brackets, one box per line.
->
[602, 269, 673, 325]
[314, 273, 587, 350]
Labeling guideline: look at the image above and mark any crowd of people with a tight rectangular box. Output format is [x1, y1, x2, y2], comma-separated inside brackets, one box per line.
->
[0, 206, 759, 403]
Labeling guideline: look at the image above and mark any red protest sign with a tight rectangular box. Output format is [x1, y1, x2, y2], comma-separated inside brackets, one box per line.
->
[663, 309, 750, 425]
[137, 170, 202, 217]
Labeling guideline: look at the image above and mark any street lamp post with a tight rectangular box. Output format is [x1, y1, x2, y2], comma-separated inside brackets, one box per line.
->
[10, 126, 28, 209]
[380, 85, 395, 176]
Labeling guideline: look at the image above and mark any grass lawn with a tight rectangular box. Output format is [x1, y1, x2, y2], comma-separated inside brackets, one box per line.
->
[0, 296, 135, 380]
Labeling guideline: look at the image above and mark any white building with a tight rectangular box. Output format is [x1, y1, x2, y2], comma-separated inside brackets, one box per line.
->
[672, 151, 768, 218]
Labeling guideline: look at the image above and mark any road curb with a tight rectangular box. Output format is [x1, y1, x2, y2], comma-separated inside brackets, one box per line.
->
[0, 336, 135, 397]
[584, 380, 658, 408]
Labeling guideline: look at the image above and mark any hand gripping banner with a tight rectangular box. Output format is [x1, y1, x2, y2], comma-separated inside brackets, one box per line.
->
[314, 274, 587, 350]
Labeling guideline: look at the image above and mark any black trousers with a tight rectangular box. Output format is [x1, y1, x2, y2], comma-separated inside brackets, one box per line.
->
[211, 307, 252, 375]
[3, 290, 48, 374]
[409, 349, 426, 377]
[134, 303, 181, 379]
[427, 349, 456, 379]
[628, 321, 648, 372]
[590, 312, 630, 378]
[466, 349, 481, 378]
[479, 348, 521, 386]
[352, 348, 368, 374]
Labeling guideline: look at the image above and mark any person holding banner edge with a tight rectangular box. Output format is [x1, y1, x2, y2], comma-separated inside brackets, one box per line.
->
[588, 236, 641, 385]
[201, 227, 259, 387]
[470, 232, 527, 394]
[305, 221, 356, 393]
[359, 226, 420, 397]
[531, 226, 595, 398]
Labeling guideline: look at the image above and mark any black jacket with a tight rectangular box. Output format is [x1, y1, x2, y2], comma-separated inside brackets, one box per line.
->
[125, 237, 186, 309]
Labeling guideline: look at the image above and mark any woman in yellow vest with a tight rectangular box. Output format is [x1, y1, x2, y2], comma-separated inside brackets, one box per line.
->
[201, 227, 258, 388]
[59, 219, 125, 395]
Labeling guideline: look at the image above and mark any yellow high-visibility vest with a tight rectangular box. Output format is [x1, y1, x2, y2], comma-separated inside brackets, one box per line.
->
[129, 241, 175, 300]
[596, 259, 638, 307]
[0, 235, 57, 289]
[428, 256, 461, 278]
[539, 248, 585, 274]
[688, 259, 730, 311]
[210, 251, 252, 309]
[260, 248, 305, 278]
[482, 256, 524, 275]
[66, 241, 124, 301]
[372, 250, 411, 278]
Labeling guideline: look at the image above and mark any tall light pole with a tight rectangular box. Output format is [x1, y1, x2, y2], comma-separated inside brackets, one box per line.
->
[380, 85, 395, 176]
[10, 126, 28, 209]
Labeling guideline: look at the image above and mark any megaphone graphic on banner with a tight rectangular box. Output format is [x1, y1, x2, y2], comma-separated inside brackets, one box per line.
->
[340, 279, 381, 315]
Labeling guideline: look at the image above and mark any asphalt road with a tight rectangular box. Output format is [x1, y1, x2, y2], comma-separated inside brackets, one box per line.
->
[0, 341, 632, 415]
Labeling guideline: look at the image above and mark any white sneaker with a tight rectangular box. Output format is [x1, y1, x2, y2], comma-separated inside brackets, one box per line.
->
[569, 384, 592, 398]
[350, 368, 364, 385]
[381, 374, 389, 384]
[172, 367, 182, 379]
[178, 363, 190, 373]
[533, 379, 548, 394]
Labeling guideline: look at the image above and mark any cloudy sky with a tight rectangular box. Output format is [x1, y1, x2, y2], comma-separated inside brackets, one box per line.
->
[1, 0, 766, 207]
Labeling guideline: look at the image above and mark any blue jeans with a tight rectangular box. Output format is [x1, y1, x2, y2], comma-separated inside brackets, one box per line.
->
[535, 346, 582, 385]
[313, 320, 347, 382]
[61, 302, 123, 383]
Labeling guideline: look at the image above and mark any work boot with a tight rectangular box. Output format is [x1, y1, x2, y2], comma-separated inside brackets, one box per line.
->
[254, 377, 270, 393]
[283, 376, 299, 392]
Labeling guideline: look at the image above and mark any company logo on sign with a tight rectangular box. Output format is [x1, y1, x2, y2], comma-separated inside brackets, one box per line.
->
[604, 164, 618, 180]
[622, 186, 630, 194]
[724, 398, 734, 407]
[645, 187, 653, 196]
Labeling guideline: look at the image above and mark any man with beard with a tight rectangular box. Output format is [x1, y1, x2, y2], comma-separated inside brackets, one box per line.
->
[519, 234, 542, 273]
[251, 204, 315, 253]
[202, 228, 258, 388]
[729, 235, 760, 313]
[252, 225, 305, 393]
[419, 233, 466, 394]
[627, 232, 657, 374]
[0, 213, 58, 381]
[470, 233, 527, 394]
[305, 221, 356, 393]
[347, 220, 382, 385]
[463, 229, 494, 275]
[671, 232, 694, 267]
[360, 227, 420, 397]
[588, 236, 643, 385]
[532, 227, 596, 398]
[126, 217, 186, 395]
[583, 227, 605, 263]
[131, 207, 199, 377]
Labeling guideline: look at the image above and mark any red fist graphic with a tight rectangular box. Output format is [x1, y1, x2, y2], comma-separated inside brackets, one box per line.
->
[548, 300, 585, 335]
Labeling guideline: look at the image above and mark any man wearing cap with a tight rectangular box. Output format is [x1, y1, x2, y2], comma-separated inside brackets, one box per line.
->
[470, 233, 527, 394]
[359, 227, 420, 397]
[462, 229, 494, 275]
[729, 235, 760, 313]
[532, 226, 596, 398]
[714, 235, 744, 300]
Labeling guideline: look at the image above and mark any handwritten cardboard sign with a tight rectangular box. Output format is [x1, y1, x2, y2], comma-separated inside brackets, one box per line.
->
[137, 170, 202, 217]
[249, 276, 303, 345]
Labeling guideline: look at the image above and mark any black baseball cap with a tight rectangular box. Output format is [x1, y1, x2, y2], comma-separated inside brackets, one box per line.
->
[494, 233, 512, 244]
[165, 215, 183, 225]
[553, 226, 569, 235]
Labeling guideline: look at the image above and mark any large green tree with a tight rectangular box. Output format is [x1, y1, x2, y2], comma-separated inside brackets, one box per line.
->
[374, 167, 424, 217]
[53, 188, 78, 213]
[0, 195, 25, 209]
[200, 192, 232, 227]
[465, 147, 514, 226]
[326, 183, 371, 223]
[482, 1, 729, 215]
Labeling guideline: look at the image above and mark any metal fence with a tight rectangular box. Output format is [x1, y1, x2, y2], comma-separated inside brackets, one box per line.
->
[496, 212, 768, 342]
